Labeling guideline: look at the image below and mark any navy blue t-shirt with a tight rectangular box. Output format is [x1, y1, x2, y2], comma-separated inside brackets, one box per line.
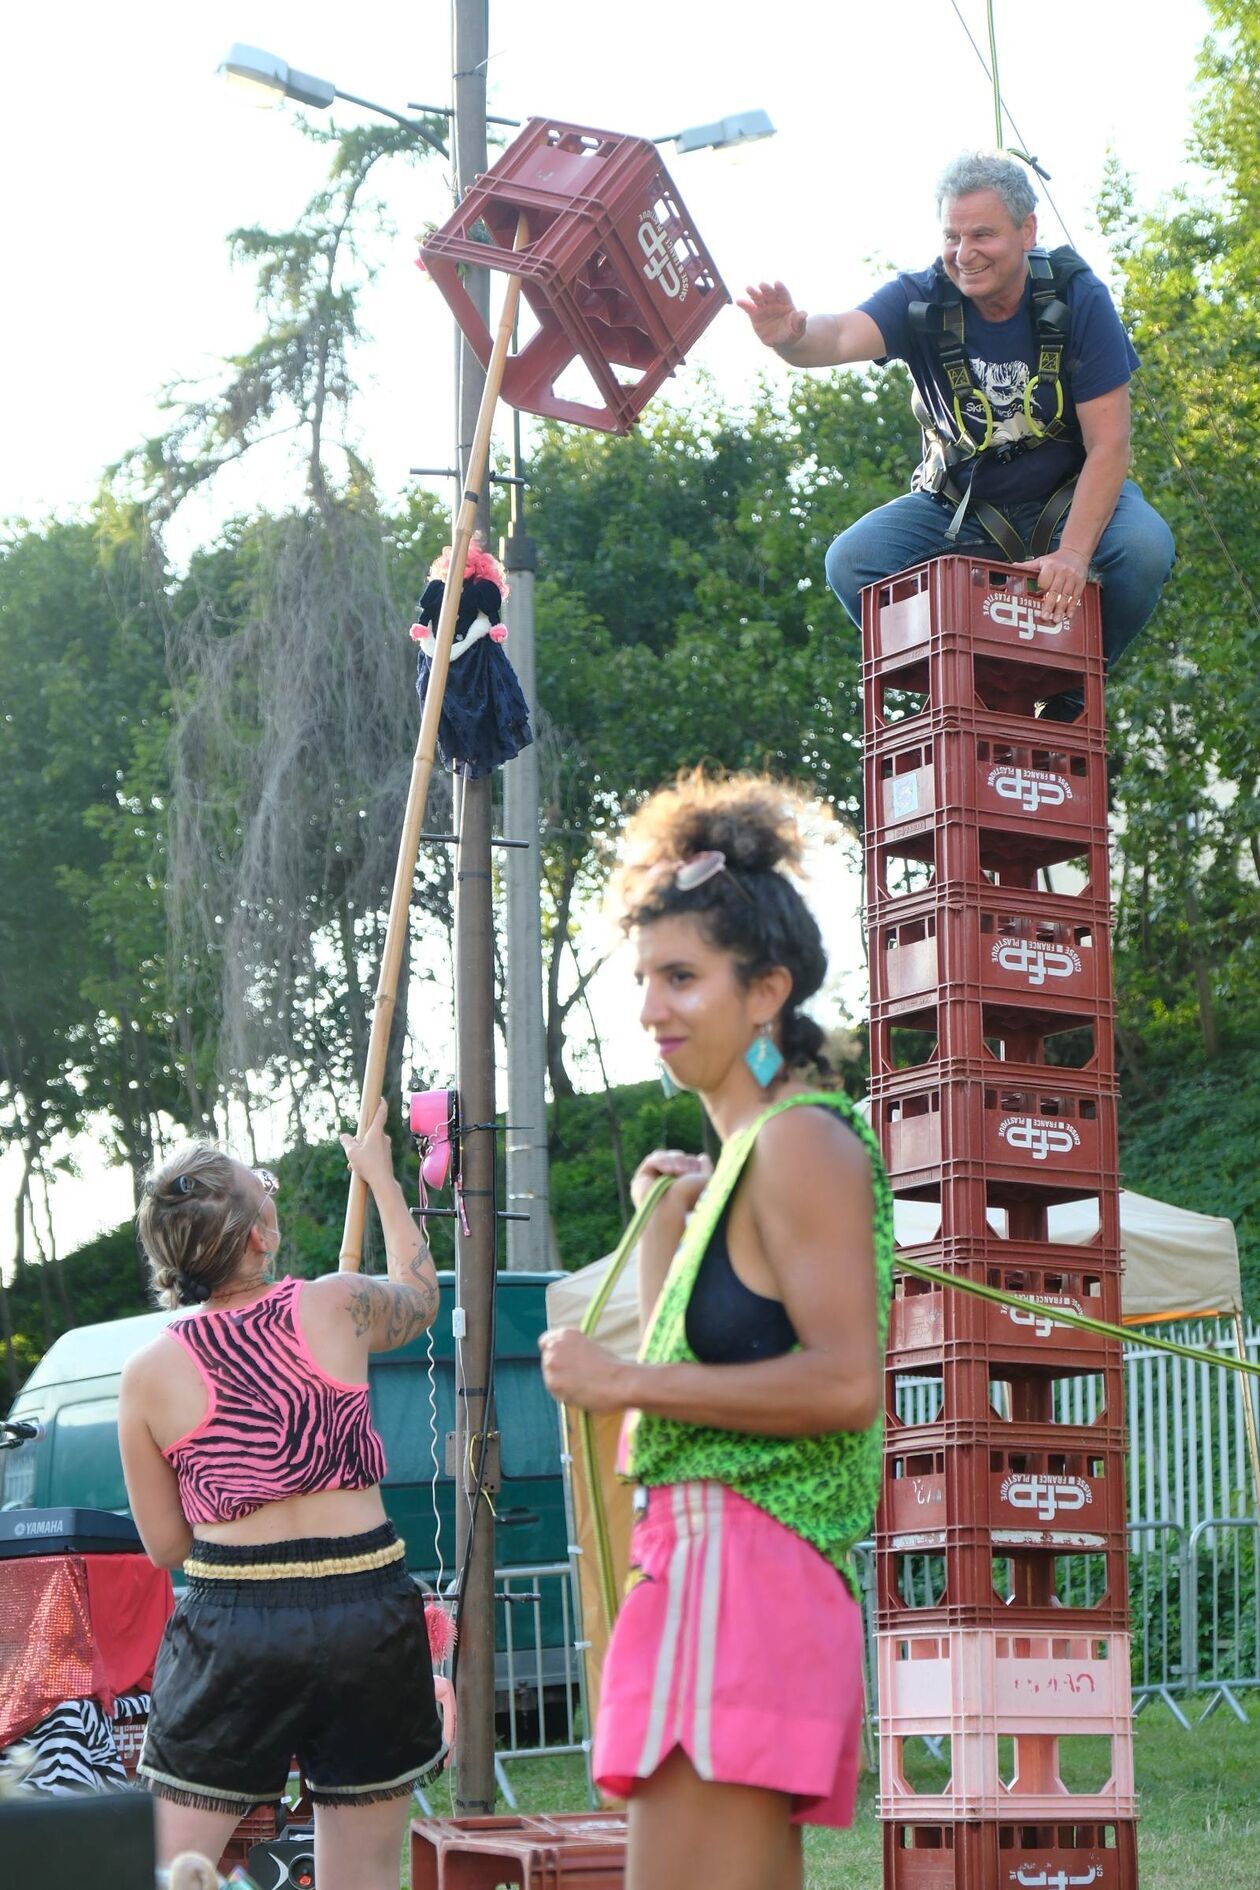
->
[860, 261, 1139, 503]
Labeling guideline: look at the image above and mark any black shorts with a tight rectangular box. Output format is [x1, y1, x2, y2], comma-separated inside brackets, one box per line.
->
[138, 1523, 444, 1811]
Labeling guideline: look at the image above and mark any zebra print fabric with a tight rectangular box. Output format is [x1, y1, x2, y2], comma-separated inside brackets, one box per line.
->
[163, 1277, 387, 1524]
[0, 1692, 150, 1794]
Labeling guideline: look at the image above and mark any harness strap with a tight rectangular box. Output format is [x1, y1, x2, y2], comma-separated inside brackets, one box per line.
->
[1029, 476, 1078, 557]
[938, 473, 1079, 564]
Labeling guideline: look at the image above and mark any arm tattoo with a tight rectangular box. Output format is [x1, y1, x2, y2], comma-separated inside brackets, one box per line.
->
[349, 1251, 440, 1348]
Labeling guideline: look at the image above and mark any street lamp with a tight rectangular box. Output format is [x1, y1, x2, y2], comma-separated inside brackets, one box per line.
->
[218, 43, 449, 155]
[656, 108, 776, 153]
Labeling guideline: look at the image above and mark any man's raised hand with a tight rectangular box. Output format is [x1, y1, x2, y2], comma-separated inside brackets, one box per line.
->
[737, 281, 808, 351]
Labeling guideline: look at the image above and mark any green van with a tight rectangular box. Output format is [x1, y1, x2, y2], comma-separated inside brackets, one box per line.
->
[0, 1272, 569, 1585]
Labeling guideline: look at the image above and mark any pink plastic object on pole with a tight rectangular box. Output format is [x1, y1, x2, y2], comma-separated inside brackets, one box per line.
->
[420, 118, 729, 434]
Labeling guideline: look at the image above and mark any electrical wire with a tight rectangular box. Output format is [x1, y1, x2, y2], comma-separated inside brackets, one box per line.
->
[426, 1326, 446, 1596]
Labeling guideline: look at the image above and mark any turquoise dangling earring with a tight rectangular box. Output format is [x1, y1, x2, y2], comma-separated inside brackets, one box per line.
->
[745, 1024, 784, 1088]
[659, 1063, 678, 1098]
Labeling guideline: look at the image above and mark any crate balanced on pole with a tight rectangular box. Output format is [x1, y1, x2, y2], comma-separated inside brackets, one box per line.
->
[861, 556, 1138, 1889]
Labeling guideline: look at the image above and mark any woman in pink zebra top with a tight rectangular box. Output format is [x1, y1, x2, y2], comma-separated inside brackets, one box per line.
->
[119, 1100, 443, 1890]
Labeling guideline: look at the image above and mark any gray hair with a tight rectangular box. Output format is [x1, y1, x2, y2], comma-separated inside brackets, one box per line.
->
[936, 151, 1037, 226]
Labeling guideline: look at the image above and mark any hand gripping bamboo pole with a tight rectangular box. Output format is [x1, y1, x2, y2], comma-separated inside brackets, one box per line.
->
[340, 216, 528, 1269]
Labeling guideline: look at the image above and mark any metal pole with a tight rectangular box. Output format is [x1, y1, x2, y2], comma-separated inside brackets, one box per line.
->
[452, 0, 498, 1815]
[502, 408, 555, 1269]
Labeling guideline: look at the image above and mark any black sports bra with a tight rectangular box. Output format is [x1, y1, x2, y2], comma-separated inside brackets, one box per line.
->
[684, 1194, 798, 1365]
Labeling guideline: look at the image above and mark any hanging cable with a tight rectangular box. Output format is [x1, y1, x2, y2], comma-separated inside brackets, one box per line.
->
[985, 0, 1003, 147]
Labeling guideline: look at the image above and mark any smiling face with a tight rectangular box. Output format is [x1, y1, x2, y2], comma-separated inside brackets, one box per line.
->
[941, 188, 1036, 319]
[634, 912, 783, 1098]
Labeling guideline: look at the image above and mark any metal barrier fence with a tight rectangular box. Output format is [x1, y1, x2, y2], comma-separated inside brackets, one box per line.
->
[483, 1518, 1260, 1774]
[489, 1322, 1260, 1764]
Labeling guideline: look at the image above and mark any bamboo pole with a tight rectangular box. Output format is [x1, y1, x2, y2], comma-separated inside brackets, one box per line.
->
[1234, 1308, 1260, 1518]
[340, 217, 528, 1269]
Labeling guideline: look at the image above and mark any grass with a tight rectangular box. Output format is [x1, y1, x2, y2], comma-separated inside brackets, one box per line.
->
[405, 1700, 1260, 1888]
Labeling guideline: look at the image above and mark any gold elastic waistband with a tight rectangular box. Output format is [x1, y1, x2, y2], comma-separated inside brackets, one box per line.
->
[183, 1538, 405, 1582]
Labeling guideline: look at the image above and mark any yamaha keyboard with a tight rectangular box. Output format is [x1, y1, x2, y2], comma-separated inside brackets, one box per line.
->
[0, 1507, 143, 1557]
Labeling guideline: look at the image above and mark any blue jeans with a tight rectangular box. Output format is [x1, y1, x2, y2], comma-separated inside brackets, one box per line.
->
[824, 479, 1174, 673]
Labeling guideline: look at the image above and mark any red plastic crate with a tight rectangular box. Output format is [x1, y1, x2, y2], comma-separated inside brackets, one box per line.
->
[865, 712, 1109, 871]
[884, 1364, 1127, 1452]
[877, 1628, 1135, 1821]
[420, 118, 727, 433]
[870, 1071, 1118, 1206]
[869, 1001, 1114, 1088]
[865, 817, 1111, 918]
[861, 558, 1105, 725]
[889, 1245, 1124, 1370]
[878, 1627, 1132, 1731]
[219, 1802, 283, 1876]
[881, 1434, 1129, 1551]
[884, 1818, 1138, 1889]
[873, 1530, 1131, 1633]
[864, 557, 1103, 669]
[411, 1813, 626, 1890]
[868, 884, 1113, 1033]
[891, 1180, 1122, 1249]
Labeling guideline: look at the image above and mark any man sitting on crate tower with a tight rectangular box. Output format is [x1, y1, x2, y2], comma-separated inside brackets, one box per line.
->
[741, 150, 1173, 721]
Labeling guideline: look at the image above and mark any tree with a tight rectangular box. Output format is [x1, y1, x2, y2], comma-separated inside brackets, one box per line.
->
[1100, 0, 1260, 1072]
[527, 372, 919, 1091]
[0, 501, 178, 1362]
[122, 122, 453, 1138]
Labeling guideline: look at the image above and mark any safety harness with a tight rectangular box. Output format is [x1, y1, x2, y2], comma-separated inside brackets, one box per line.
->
[907, 244, 1089, 562]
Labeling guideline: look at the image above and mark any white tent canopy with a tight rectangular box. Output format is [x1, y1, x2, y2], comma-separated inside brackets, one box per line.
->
[546, 1188, 1243, 1356]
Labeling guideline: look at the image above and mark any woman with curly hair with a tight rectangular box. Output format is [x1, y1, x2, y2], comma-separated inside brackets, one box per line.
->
[540, 772, 892, 1890]
[118, 1101, 443, 1890]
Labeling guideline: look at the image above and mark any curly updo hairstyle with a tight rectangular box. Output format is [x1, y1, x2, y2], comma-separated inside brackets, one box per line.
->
[611, 771, 832, 1077]
[137, 1143, 264, 1310]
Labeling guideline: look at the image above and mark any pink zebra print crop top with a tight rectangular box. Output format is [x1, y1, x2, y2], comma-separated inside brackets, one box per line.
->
[162, 1276, 387, 1525]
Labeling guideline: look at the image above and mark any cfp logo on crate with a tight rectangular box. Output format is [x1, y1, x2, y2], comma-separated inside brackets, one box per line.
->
[1010, 1869, 1102, 1888]
[638, 215, 688, 301]
[998, 1116, 1081, 1161]
[1003, 1292, 1084, 1339]
[982, 590, 1067, 640]
[988, 764, 1072, 814]
[999, 1472, 1093, 1522]
[992, 934, 1082, 989]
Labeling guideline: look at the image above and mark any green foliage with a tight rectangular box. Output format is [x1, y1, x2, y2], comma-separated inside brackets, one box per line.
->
[0, 503, 183, 1201]
[1118, 1038, 1260, 1311]
[0, 1225, 151, 1394]
[1100, 2, 1260, 1072]
[527, 374, 919, 1090]
[547, 1081, 705, 1271]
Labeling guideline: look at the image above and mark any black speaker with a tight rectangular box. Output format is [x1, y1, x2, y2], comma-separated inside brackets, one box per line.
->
[0, 1790, 155, 1887]
[247, 1827, 316, 1889]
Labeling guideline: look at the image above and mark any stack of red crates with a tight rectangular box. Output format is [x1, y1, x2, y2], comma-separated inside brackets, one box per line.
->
[861, 556, 1137, 1889]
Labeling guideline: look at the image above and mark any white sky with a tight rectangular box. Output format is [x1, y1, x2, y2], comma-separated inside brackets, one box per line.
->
[0, 0, 1214, 1255]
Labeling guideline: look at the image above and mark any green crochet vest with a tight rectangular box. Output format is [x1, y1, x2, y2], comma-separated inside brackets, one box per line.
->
[625, 1090, 893, 1597]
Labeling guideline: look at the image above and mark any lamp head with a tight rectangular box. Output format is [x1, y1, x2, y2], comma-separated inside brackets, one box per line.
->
[218, 44, 335, 110]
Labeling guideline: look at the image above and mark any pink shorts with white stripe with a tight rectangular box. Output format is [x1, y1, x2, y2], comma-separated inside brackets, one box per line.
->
[593, 1480, 865, 1827]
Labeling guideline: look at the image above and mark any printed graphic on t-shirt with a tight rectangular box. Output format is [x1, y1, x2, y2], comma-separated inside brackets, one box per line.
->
[966, 354, 1029, 423]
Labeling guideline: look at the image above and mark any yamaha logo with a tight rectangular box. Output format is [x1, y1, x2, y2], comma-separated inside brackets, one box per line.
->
[991, 935, 1082, 987]
[637, 215, 687, 301]
[981, 591, 1067, 639]
[987, 765, 1072, 814]
[13, 1518, 61, 1537]
[998, 1115, 1081, 1161]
